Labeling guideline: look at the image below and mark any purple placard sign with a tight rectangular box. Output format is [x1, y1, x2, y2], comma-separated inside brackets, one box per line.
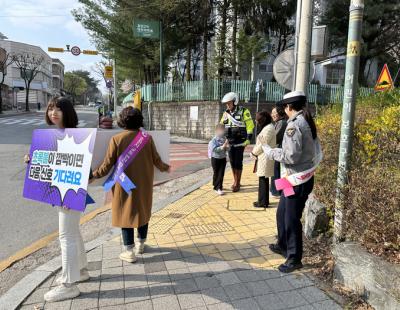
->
[23, 128, 97, 212]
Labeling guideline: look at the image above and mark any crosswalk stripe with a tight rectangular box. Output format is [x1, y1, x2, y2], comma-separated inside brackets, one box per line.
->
[0, 118, 13, 123]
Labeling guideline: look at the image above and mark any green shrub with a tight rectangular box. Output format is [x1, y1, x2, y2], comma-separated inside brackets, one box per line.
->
[314, 90, 400, 263]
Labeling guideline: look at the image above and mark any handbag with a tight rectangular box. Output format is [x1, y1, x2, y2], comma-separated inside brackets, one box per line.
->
[253, 158, 258, 173]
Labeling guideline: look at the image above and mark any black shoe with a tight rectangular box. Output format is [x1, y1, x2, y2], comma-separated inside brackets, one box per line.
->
[269, 244, 287, 257]
[278, 261, 303, 273]
[253, 202, 268, 208]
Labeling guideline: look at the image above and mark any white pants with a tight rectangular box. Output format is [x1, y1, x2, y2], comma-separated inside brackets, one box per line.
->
[58, 208, 88, 284]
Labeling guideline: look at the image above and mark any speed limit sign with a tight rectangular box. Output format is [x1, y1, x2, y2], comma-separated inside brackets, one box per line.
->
[71, 46, 81, 56]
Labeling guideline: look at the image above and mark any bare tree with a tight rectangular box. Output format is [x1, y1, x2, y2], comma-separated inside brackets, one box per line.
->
[14, 54, 44, 111]
[0, 48, 15, 113]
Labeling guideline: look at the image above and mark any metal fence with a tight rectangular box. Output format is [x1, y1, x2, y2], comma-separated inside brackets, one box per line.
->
[141, 80, 374, 104]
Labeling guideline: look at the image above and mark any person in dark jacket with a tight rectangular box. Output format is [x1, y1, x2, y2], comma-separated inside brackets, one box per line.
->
[270, 106, 287, 197]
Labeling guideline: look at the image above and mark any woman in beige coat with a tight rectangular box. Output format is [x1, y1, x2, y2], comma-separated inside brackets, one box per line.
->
[92, 107, 170, 263]
[251, 111, 276, 208]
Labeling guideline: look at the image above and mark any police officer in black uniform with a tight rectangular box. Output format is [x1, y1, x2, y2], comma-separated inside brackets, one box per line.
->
[263, 91, 319, 273]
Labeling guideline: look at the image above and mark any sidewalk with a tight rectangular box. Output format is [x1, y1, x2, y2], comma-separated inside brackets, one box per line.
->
[18, 164, 342, 310]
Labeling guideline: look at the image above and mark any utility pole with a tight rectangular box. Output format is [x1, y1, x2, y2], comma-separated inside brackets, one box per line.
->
[294, 0, 313, 94]
[113, 58, 118, 119]
[159, 20, 164, 83]
[334, 0, 365, 242]
[292, 0, 302, 90]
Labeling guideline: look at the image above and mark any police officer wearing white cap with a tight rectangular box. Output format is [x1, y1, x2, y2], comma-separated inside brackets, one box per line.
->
[220, 92, 254, 192]
[263, 90, 319, 273]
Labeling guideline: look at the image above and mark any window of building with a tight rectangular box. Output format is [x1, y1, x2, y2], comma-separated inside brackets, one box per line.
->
[259, 64, 273, 73]
[326, 65, 345, 85]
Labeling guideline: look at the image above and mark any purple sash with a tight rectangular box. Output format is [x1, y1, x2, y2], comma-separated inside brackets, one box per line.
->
[103, 129, 150, 194]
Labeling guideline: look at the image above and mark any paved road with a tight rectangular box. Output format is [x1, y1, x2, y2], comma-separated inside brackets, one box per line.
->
[0, 109, 211, 262]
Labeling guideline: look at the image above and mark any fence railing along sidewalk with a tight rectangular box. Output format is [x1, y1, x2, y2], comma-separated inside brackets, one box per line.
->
[140, 80, 374, 105]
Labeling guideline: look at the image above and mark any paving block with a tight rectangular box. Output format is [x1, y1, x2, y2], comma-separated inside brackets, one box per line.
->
[194, 275, 220, 290]
[124, 274, 148, 288]
[125, 299, 153, 310]
[21, 287, 47, 305]
[234, 269, 262, 282]
[285, 274, 314, 289]
[298, 286, 329, 304]
[164, 260, 188, 271]
[44, 299, 72, 310]
[144, 261, 167, 274]
[276, 290, 309, 308]
[149, 283, 175, 298]
[173, 278, 199, 294]
[244, 280, 272, 297]
[177, 293, 206, 309]
[216, 272, 241, 286]
[98, 288, 125, 307]
[223, 283, 251, 301]
[151, 295, 181, 310]
[201, 287, 230, 305]
[124, 286, 150, 304]
[232, 297, 262, 310]
[71, 291, 99, 309]
[168, 268, 193, 281]
[255, 293, 286, 310]
[101, 267, 123, 280]
[265, 276, 293, 292]
[207, 302, 235, 310]
[312, 299, 342, 310]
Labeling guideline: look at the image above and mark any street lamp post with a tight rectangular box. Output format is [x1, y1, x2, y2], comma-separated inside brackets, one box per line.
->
[334, 0, 365, 242]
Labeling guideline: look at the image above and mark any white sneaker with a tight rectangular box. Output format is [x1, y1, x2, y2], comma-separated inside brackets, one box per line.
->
[55, 268, 90, 286]
[44, 284, 80, 302]
[217, 189, 224, 196]
[119, 250, 137, 263]
[135, 242, 145, 255]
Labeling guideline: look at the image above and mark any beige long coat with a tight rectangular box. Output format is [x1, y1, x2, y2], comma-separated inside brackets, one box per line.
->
[93, 130, 169, 228]
[252, 124, 276, 177]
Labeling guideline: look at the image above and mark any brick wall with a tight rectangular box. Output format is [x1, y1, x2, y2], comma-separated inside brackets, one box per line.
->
[142, 101, 277, 140]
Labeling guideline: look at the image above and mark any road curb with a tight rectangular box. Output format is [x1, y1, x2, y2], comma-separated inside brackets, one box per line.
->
[0, 111, 37, 118]
[0, 172, 213, 310]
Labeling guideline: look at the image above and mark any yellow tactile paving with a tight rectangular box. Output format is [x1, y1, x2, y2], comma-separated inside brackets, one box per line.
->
[146, 163, 285, 270]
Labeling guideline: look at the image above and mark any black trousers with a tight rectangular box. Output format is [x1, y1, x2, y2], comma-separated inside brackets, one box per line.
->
[211, 157, 227, 190]
[228, 146, 245, 170]
[258, 177, 269, 206]
[121, 224, 149, 246]
[276, 177, 314, 263]
[270, 161, 281, 196]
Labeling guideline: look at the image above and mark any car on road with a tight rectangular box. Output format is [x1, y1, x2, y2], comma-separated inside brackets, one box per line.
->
[88, 102, 96, 107]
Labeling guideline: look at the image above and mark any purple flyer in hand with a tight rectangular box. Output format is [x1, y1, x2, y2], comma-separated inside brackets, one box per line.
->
[23, 128, 97, 212]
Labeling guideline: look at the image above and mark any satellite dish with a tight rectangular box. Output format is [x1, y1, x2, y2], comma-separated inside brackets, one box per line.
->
[273, 48, 316, 90]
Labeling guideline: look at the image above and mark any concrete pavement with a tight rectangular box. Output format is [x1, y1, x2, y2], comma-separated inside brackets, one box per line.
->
[11, 164, 342, 310]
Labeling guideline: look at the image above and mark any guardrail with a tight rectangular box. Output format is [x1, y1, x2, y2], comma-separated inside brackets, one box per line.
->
[140, 80, 374, 104]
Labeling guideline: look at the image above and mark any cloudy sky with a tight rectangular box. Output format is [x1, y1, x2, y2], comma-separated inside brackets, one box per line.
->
[0, 0, 105, 87]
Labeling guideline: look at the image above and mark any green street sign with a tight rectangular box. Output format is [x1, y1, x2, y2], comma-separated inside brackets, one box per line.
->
[133, 19, 160, 39]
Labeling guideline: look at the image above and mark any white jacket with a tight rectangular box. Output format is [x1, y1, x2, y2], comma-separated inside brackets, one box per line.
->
[252, 124, 276, 177]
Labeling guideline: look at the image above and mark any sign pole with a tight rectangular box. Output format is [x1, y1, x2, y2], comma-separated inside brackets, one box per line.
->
[159, 20, 164, 83]
[334, 0, 364, 242]
[113, 58, 118, 119]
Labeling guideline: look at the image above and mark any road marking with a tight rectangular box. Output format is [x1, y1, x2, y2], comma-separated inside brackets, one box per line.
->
[0, 118, 13, 123]
[0, 204, 111, 273]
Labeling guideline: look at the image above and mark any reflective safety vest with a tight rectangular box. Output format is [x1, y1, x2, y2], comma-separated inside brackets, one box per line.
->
[220, 106, 254, 144]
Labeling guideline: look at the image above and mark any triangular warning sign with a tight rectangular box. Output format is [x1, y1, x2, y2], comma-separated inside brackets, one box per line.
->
[374, 64, 394, 91]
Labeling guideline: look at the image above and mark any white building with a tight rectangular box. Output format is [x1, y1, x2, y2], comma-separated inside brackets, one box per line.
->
[0, 40, 53, 110]
[52, 58, 64, 95]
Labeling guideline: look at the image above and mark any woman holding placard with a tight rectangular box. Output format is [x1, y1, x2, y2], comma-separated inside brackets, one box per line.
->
[92, 107, 170, 263]
[25, 97, 89, 302]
